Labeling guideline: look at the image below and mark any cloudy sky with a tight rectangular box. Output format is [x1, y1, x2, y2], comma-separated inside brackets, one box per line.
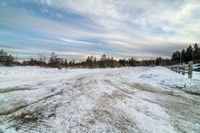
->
[0, 0, 200, 60]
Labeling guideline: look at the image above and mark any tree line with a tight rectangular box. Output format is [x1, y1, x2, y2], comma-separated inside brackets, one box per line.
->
[0, 49, 171, 68]
[23, 52, 174, 68]
[172, 43, 200, 64]
[0, 43, 199, 68]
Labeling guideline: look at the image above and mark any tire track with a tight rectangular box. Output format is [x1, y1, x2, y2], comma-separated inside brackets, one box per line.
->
[0, 87, 38, 93]
[0, 90, 63, 115]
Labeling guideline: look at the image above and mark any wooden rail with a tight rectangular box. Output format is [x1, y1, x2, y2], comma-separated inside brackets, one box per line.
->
[168, 61, 193, 78]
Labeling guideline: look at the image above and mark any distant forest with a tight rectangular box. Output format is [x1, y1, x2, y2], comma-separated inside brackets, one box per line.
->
[171, 43, 200, 64]
[0, 43, 199, 68]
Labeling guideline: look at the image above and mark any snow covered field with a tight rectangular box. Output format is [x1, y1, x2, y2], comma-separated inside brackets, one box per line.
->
[0, 66, 200, 133]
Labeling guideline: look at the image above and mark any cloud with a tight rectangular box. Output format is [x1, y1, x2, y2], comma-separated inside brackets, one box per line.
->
[0, 0, 200, 60]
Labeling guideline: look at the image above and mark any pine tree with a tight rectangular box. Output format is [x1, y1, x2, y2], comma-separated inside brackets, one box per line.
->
[155, 57, 162, 65]
[64, 59, 68, 66]
[193, 43, 200, 62]
[0, 49, 14, 66]
[49, 52, 58, 67]
[99, 54, 107, 68]
[128, 57, 136, 66]
[172, 51, 180, 63]
[181, 49, 186, 63]
[185, 45, 193, 63]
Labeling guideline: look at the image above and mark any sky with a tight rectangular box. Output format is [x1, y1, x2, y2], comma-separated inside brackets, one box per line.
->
[0, 0, 200, 61]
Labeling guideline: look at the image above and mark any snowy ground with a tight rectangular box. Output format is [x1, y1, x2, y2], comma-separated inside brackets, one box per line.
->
[194, 71, 200, 80]
[0, 66, 200, 133]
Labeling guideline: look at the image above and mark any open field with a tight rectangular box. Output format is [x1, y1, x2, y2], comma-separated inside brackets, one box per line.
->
[0, 66, 200, 133]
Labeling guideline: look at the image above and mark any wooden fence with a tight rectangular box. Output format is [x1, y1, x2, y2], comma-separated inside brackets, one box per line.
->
[168, 61, 194, 79]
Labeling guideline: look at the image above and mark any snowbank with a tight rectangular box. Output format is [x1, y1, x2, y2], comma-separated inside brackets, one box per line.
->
[122, 66, 200, 94]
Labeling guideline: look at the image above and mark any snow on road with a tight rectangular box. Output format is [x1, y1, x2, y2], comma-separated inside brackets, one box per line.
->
[0, 66, 200, 133]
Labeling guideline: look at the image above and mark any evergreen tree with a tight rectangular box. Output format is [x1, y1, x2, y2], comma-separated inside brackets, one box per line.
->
[128, 57, 136, 66]
[193, 43, 200, 62]
[0, 49, 14, 66]
[64, 59, 68, 66]
[86, 56, 95, 68]
[185, 45, 193, 63]
[99, 54, 107, 68]
[49, 52, 58, 67]
[172, 51, 180, 63]
[181, 49, 186, 63]
[5, 55, 14, 66]
[155, 57, 162, 65]
[119, 59, 126, 67]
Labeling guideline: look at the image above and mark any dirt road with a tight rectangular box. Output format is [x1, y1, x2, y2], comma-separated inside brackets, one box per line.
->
[0, 68, 200, 133]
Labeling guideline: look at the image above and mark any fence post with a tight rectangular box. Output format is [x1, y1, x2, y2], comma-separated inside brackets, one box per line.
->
[178, 66, 181, 74]
[188, 61, 193, 79]
[182, 66, 185, 75]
